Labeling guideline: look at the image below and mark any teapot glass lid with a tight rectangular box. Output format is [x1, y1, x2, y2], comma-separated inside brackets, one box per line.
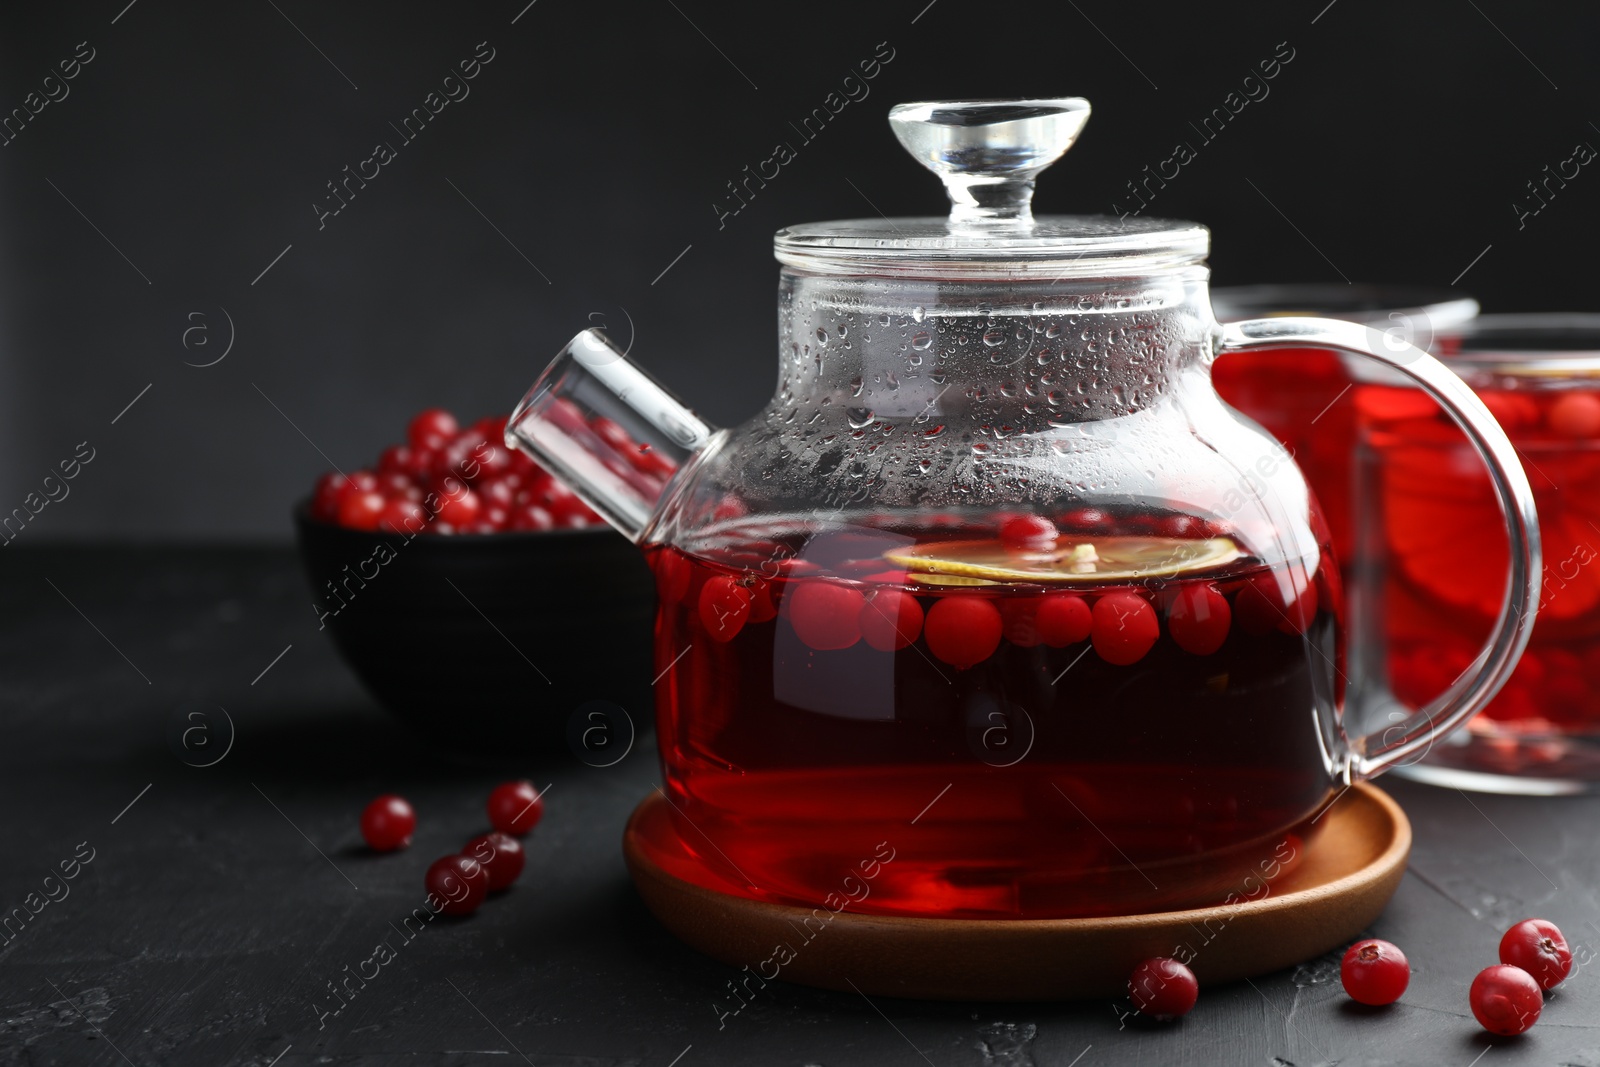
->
[774, 98, 1210, 278]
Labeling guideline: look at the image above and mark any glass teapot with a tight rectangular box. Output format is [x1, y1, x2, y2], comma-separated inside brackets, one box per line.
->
[506, 98, 1540, 919]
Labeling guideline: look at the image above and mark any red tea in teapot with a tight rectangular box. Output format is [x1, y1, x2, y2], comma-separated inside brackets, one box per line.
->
[648, 510, 1341, 919]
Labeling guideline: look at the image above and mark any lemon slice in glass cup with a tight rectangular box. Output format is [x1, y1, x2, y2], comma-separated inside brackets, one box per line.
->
[886, 535, 1243, 584]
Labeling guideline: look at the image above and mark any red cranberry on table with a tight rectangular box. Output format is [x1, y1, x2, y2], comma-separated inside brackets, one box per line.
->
[426, 854, 489, 916]
[465, 831, 526, 891]
[1128, 956, 1199, 1020]
[1339, 938, 1409, 1006]
[359, 794, 416, 852]
[1470, 964, 1543, 1035]
[487, 780, 544, 836]
[1499, 918, 1572, 991]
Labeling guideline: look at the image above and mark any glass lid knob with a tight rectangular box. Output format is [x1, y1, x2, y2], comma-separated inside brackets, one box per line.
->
[888, 98, 1090, 229]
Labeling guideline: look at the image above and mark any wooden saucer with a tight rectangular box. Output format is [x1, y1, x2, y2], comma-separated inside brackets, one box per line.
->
[624, 783, 1410, 1001]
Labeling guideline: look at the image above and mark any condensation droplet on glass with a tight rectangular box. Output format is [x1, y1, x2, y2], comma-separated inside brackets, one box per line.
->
[911, 306, 926, 323]
[849, 376, 863, 397]
[815, 327, 829, 346]
[846, 407, 875, 429]
[911, 331, 932, 350]
[982, 328, 1006, 347]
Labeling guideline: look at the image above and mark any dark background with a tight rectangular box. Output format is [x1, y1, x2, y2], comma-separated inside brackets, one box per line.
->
[1, 0, 1595, 541]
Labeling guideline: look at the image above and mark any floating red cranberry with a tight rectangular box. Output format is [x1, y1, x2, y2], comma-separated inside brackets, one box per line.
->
[1128, 957, 1198, 1020]
[1000, 514, 1058, 550]
[860, 589, 925, 651]
[1091, 593, 1159, 665]
[1549, 392, 1600, 439]
[1000, 599, 1041, 648]
[409, 408, 458, 452]
[359, 794, 416, 852]
[652, 550, 692, 603]
[1159, 513, 1212, 538]
[1500, 919, 1572, 991]
[1480, 392, 1540, 434]
[1058, 507, 1111, 531]
[1167, 584, 1231, 656]
[1470, 964, 1543, 1035]
[699, 575, 754, 642]
[924, 597, 1003, 669]
[1235, 569, 1319, 636]
[1035, 594, 1092, 647]
[746, 580, 779, 623]
[788, 582, 866, 651]
[1340, 939, 1409, 1006]
[464, 831, 525, 891]
[487, 780, 544, 836]
[337, 488, 387, 532]
[425, 854, 488, 916]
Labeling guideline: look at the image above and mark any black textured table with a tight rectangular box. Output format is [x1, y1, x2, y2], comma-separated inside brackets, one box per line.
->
[3, 547, 1598, 1066]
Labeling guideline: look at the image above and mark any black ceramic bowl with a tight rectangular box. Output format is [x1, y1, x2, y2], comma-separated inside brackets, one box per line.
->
[295, 506, 656, 759]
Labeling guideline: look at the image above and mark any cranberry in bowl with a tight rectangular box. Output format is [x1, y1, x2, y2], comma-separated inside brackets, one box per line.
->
[296, 408, 657, 758]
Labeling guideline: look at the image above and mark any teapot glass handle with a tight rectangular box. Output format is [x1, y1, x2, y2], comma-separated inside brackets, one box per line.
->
[1217, 318, 1542, 781]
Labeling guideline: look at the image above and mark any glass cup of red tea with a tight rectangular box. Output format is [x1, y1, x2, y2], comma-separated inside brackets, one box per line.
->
[1212, 285, 1479, 570]
[1355, 315, 1600, 791]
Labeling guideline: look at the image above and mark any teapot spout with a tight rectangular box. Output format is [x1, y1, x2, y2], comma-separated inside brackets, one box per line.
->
[505, 329, 714, 543]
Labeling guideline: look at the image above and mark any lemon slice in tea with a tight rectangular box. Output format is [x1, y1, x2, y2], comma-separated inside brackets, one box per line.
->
[885, 536, 1241, 583]
[905, 572, 1002, 587]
